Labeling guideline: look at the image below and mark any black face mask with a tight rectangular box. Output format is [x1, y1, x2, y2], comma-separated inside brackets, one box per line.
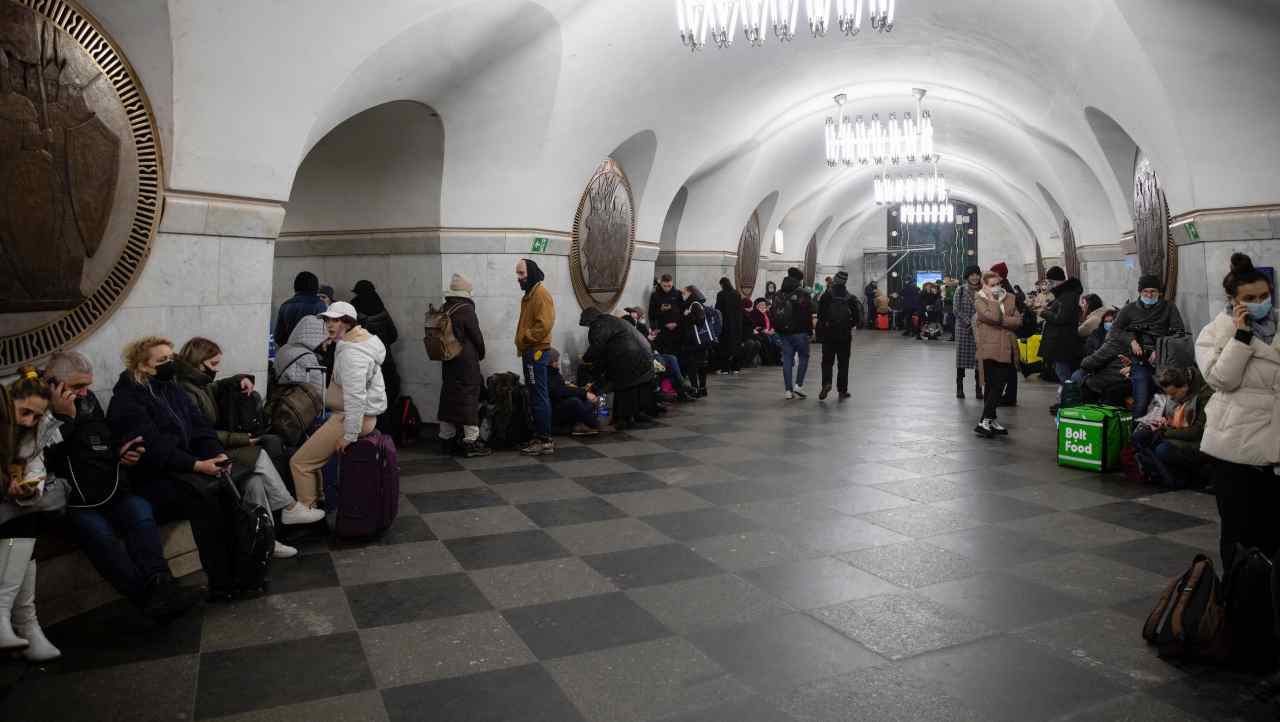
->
[153, 361, 177, 383]
[202, 365, 218, 381]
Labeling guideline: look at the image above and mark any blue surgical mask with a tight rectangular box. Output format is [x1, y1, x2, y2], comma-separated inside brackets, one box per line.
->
[1246, 298, 1273, 319]
[1103, 322, 1113, 332]
[1139, 296, 1158, 306]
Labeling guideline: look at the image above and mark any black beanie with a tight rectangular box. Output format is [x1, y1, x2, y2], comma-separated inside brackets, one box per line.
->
[963, 265, 982, 280]
[1046, 266, 1066, 282]
[787, 267, 804, 281]
[1138, 274, 1163, 292]
[294, 271, 319, 294]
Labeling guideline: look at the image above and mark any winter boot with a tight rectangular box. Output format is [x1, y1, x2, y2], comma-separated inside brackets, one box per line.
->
[955, 369, 966, 399]
[13, 560, 60, 662]
[0, 537, 34, 651]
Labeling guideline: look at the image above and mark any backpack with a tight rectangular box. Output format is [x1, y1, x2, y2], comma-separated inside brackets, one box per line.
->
[692, 303, 720, 346]
[49, 394, 127, 507]
[823, 293, 853, 334]
[1142, 553, 1229, 662]
[219, 387, 267, 437]
[424, 304, 463, 361]
[849, 295, 866, 329]
[772, 292, 799, 330]
[222, 470, 275, 592]
[264, 352, 324, 446]
[485, 373, 533, 449]
[1155, 332, 1195, 371]
[1224, 546, 1279, 672]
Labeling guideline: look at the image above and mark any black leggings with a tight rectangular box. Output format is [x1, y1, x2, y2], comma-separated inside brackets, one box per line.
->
[1214, 460, 1280, 570]
[982, 361, 1013, 420]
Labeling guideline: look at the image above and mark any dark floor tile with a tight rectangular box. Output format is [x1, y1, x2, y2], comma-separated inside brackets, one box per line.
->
[744, 556, 901, 609]
[918, 572, 1096, 631]
[0, 654, 198, 722]
[651, 696, 796, 722]
[721, 458, 811, 479]
[1092, 536, 1206, 577]
[574, 471, 668, 494]
[642, 507, 760, 541]
[381, 663, 584, 722]
[1059, 475, 1156, 499]
[408, 487, 507, 514]
[933, 469, 1040, 492]
[195, 631, 374, 719]
[774, 664, 986, 722]
[655, 435, 731, 451]
[617, 452, 701, 471]
[813, 593, 996, 660]
[900, 635, 1128, 722]
[444, 529, 572, 570]
[689, 479, 796, 505]
[687, 612, 884, 697]
[330, 514, 437, 549]
[584, 543, 724, 588]
[1076, 501, 1213, 535]
[502, 592, 672, 659]
[471, 464, 563, 484]
[345, 573, 492, 628]
[261, 550, 342, 596]
[573, 430, 637, 444]
[931, 493, 1056, 523]
[1148, 667, 1275, 722]
[927, 526, 1071, 568]
[42, 597, 204, 673]
[399, 457, 466, 476]
[536, 444, 606, 462]
[517, 496, 627, 527]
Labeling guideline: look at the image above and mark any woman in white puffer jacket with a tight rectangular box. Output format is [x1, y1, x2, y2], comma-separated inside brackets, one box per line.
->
[1195, 253, 1280, 570]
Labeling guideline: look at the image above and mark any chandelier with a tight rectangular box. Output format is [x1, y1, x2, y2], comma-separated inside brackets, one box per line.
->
[825, 88, 936, 168]
[678, 0, 896, 51]
[874, 163, 947, 206]
[899, 202, 955, 226]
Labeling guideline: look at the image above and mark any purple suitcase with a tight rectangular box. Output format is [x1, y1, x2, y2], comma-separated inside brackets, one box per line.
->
[334, 430, 400, 538]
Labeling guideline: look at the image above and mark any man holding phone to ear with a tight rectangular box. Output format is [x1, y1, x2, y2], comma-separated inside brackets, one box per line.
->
[42, 352, 202, 620]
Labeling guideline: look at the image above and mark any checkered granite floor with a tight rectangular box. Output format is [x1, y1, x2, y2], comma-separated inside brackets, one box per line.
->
[1, 333, 1265, 721]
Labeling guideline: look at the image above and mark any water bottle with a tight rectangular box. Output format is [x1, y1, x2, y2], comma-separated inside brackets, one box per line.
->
[597, 393, 610, 421]
[267, 332, 278, 362]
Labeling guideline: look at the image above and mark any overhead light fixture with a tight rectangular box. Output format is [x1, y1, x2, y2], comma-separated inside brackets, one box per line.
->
[677, 0, 897, 51]
[898, 201, 955, 226]
[826, 88, 937, 168]
[874, 162, 946, 205]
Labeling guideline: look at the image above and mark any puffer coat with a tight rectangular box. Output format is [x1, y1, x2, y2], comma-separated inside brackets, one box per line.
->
[581, 308, 656, 390]
[1196, 311, 1280, 466]
[1040, 278, 1084, 362]
[973, 289, 1022, 364]
[437, 297, 486, 427]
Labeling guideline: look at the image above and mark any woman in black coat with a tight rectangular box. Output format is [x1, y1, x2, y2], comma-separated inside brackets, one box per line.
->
[351, 280, 402, 406]
[580, 308, 655, 429]
[1039, 268, 1085, 391]
[715, 277, 744, 374]
[436, 274, 488, 456]
[681, 286, 712, 397]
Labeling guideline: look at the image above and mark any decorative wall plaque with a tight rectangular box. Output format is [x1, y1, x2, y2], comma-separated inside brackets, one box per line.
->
[803, 234, 817, 285]
[0, 0, 161, 372]
[1034, 238, 1046, 281]
[1133, 154, 1177, 301]
[885, 201, 977, 295]
[735, 210, 761, 294]
[1062, 218, 1080, 279]
[570, 158, 634, 312]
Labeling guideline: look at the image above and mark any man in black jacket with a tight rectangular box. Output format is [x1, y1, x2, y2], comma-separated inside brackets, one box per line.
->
[1083, 274, 1185, 417]
[772, 268, 814, 399]
[714, 277, 745, 374]
[648, 275, 685, 356]
[274, 271, 328, 347]
[817, 271, 858, 401]
[580, 308, 656, 429]
[1039, 266, 1085, 413]
[43, 352, 201, 619]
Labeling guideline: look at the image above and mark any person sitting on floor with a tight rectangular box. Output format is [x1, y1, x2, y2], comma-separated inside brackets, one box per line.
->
[546, 348, 600, 436]
[1130, 366, 1213, 488]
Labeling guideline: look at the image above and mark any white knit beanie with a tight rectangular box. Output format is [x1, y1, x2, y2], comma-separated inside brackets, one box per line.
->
[449, 273, 473, 298]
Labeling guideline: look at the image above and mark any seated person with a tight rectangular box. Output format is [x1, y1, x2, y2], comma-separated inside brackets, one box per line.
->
[545, 349, 600, 436]
[274, 315, 328, 393]
[621, 313, 695, 401]
[107, 336, 250, 601]
[1131, 367, 1213, 488]
[41, 352, 202, 620]
[1077, 309, 1133, 406]
[748, 298, 783, 365]
[579, 307, 655, 430]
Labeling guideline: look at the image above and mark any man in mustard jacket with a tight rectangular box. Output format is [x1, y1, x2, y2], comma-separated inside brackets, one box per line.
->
[516, 258, 557, 455]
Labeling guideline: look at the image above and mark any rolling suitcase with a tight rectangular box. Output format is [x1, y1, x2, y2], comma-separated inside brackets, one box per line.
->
[334, 430, 400, 538]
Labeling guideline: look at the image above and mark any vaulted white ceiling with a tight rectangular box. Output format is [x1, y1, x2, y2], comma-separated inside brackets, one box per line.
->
[84, 0, 1280, 266]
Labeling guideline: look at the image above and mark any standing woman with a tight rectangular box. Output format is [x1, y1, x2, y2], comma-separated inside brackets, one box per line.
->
[1196, 253, 1280, 570]
[715, 277, 744, 375]
[681, 286, 712, 398]
[973, 272, 1022, 438]
[954, 266, 983, 399]
[435, 274, 490, 457]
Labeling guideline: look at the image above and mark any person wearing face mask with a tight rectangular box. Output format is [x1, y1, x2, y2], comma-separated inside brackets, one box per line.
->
[972, 271, 1022, 437]
[1109, 274, 1186, 417]
[1130, 367, 1213, 489]
[174, 339, 322, 552]
[953, 266, 984, 399]
[107, 337, 243, 600]
[1196, 253, 1280, 570]
[1039, 266, 1085, 414]
[515, 258, 557, 456]
[291, 302, 389, 507]
[1076, 308, 1133, 406]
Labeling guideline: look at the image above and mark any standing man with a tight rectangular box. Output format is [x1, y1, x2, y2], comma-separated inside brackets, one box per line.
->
[772, 267, 814, 399]
[817, 271, 857, 401]
[1039, 266, 1084, 414]
[274, 271, 328, 347]
[649, 274, 685, 358]
[516, 259, 556, 456]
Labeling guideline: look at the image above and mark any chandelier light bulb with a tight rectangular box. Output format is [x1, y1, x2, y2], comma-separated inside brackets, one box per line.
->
[770, 0, 801, 41]
[677, 0, 709, 51]
[836, 0, 864, 35]
[806, 0, 832, 37]
[707, 0, 740, 48]
[743, 0, 770, 46]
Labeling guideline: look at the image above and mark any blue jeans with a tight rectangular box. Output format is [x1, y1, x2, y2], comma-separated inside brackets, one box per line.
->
[1131, 362, 1155, 418]
[1132, 426, 1182, 487]
[780, 333, 810, 391]
[656, 353, 684, 382]
[1054, 360, 1078, 400]
[67, 494, 169, 603]
[522, 349, 552, 439]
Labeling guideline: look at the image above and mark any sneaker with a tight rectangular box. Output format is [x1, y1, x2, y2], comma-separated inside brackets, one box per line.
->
[838, 392, 852, 401]
[973, 419, 995, 439]
[520, 439, 546, 455]
[462, 441, 493, 457]
[273, 541, 299, 559]
[536, 439, 556, 456]
[718, 370, 730, 375]
[731, 370, 741, 375]
[282, 504, 325, 526]
[819, 385, 832, 401]
[785, 391, 795, 400]
[571, 423, 599, 436]
[793, 386, 808, 399]
[989, 420, 1009, 436]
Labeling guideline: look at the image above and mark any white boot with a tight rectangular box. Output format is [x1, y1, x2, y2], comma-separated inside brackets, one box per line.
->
[0, 537, 34, 651]
[13, 560, 61, 662]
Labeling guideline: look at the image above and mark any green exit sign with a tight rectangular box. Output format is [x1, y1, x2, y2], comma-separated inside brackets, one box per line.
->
[531, 236, 549, 253]
[1185, 221, 1200, 241]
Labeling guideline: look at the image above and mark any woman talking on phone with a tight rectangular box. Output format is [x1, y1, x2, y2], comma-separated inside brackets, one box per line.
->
[1196, 254, 1280, 570]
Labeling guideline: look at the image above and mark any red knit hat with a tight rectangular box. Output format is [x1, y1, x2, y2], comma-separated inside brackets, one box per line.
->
[990, 262, 1009, 279]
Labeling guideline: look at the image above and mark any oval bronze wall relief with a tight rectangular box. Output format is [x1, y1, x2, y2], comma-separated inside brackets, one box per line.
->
[1133, 154, 1178, 301]
[570, 158, 635, 312]
[803, 234, 817, 286]
[735, 211, 762, 295]
[0, 0, 162, 373]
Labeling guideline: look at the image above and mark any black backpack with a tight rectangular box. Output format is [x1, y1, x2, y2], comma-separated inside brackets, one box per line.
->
[223, 471, 274, 592]
[387, 395, 422, 447]
[772, 292, 799, 330]
[849, 295, 866, 329]
[219, 386, 267, 437]
[1225, 545, 1279, 672]
[823, 294, 854, 334]
[48, 394, 127, 507]
[485, 373, 533, 449]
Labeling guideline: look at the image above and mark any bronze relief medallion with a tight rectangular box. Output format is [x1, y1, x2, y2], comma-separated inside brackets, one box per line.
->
[1, 0, 161, 372]
[570, 158, 635, 312]
[803, 233, 817, 286]
[1133, 154, 1177, 301]
[735, 210, 762, 294]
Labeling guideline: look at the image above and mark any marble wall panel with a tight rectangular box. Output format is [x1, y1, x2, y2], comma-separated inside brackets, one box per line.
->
[123, 234, 221, 309]
[218, 237, 275, 305]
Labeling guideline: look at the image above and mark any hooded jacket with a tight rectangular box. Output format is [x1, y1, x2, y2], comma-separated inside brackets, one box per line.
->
[580, 308, 655, 390]
[174, 359, 256, 450]
[107, 371, 223, 485]
[817, 283, 858, 341]
[274, 292, 328, 348]
[276, 315, 328, 391]
[714, 282, 745, 345]
[332, 326, 389, 441]
[1113, 298, 1186, 356]
[899, 282, 921, 313]
[973, 287, 1022, 363]
[1196, 310, 1280, 466]
[1078, 306, 1109, 340]
[771, 277, 813, 335]
[516, 259, 555, 355]
[1039, 277, 1085, 362]
[648, 285, 684, 332]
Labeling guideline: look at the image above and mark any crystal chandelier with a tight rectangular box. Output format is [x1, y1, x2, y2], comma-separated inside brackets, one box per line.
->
[899, 202, 955, 226]
[873, 163, 947, 206]
[825, 88, 936, 168]
[678, 0, 896, 51]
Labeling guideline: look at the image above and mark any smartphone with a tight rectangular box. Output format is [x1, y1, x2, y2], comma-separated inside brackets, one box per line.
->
[214, 458, 233, 469]
[44, 375, 59, 387]
[17, 477, 43, 490]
